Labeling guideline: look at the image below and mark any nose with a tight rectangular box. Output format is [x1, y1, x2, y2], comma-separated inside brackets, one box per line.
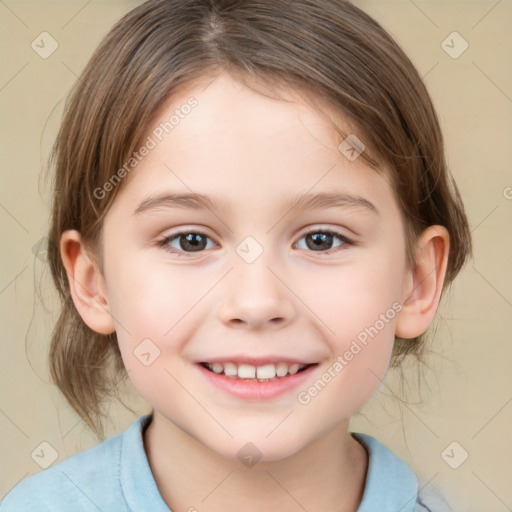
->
[215, 255, 297, 331]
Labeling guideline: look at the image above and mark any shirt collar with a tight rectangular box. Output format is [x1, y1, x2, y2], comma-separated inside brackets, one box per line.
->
[120, 413, 170, 511]
[120, 414, 419, 512]
[352, 432, 419, 512]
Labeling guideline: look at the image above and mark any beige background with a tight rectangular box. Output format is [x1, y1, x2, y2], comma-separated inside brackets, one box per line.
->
[1, 0, 511, 510]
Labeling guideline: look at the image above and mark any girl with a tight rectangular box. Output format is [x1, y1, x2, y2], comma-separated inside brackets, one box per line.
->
[1, 0, 471, 510]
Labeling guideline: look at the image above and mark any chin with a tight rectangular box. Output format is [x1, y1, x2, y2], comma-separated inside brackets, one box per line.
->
[200, 426, 308, 464]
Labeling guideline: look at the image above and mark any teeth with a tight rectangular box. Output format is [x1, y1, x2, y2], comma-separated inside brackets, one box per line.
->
[276, 363, 288, 377]
[211, 363, 223, 374]
[288, 364, 300, 375]
[238, 364, 256, 378]
[223, 362, 238, 376]
[204, 361, 309, 380]
[256, 364, 276, 379]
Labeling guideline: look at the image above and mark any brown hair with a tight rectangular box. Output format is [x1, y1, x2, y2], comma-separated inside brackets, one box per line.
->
[46, 0, 472, 438]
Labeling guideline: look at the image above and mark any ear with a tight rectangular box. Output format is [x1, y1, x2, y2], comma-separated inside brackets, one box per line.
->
[60, 229, 116, 335]
[395, 225, 450, 339]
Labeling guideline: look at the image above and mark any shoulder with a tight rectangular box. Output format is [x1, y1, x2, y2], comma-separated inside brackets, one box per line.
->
[351, 432, 452, 512]
[416, 483, 453, 512]
[0, 416, 148, 512]
[0, 432, 123, 512]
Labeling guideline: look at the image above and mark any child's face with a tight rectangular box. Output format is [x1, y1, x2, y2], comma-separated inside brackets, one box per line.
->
[100, 72, 411, 459]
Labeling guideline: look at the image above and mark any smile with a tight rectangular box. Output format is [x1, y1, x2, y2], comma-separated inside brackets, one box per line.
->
[196, 360, 319, 400]
[200, 361, 313, 381]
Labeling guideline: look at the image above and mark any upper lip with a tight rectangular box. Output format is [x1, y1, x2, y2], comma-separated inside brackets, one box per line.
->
[196, 356, 319, 366]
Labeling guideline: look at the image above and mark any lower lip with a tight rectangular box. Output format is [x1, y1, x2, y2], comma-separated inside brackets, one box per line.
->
[196, 363, 317, 400]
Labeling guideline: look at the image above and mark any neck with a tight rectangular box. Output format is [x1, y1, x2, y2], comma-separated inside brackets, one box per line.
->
[143, 411, 368, 512]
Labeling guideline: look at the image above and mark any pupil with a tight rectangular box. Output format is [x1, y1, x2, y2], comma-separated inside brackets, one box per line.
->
[308, 233, 331, 250]
[181, 233, 205, 251]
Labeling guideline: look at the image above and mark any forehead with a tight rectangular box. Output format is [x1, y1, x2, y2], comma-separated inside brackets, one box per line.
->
[165, 73, 344, 159]
[111, 72, 396, 219]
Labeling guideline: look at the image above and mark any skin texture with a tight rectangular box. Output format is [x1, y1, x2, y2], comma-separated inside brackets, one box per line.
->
[60, 72, 449, 512]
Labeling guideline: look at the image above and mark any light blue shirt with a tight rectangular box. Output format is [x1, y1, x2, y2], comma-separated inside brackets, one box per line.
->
[1, 414, 451, 511]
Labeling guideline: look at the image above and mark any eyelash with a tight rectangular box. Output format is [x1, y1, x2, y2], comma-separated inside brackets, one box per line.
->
[156, 227, 354, 258]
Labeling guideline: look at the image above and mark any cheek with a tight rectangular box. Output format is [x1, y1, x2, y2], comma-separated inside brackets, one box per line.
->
[105, 260, 217, 387]
[306, 247, 404, 399]
[298, 307, 398, 423]
[107, 260, 213, 340]
[306, 250, 405, 341]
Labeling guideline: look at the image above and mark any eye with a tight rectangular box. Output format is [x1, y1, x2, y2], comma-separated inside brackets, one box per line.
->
[157, 231, 216, 257]
[157, 227, 353, 258]
[295, 228, 353, 254]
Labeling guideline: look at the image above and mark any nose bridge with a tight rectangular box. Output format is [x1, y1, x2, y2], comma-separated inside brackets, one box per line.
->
[215, 238, 296, 329]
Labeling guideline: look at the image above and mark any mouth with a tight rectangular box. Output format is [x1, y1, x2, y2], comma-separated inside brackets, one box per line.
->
[199, 361, 316, 382]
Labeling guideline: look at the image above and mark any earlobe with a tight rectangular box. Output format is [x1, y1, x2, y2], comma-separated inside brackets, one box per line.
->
[60, 230, 116, 335]
[395, 225, 450, 339]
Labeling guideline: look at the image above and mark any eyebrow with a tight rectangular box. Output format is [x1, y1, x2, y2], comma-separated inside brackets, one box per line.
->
[132, 191, 379, 217]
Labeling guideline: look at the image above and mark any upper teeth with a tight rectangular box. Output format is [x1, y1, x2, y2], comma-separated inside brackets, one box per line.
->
[205, 362, 307, 379]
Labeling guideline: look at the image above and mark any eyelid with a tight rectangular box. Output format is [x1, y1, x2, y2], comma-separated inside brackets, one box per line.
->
[157, 228, 217, 257]
[157, 225, 217, 243]
[293, 226, 354, 254]
[298, 225, 353, 241]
